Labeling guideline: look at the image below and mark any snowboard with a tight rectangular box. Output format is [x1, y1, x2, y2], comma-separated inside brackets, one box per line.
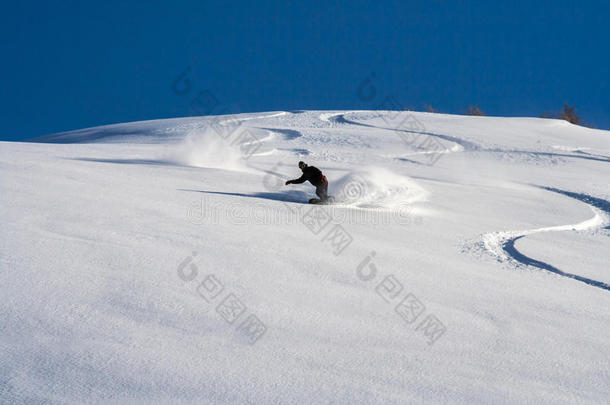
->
[308, 197, 334, 204]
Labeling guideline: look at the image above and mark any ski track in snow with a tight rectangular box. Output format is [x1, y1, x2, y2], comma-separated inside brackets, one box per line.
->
[480, 187, 610, 291]
[240, 130, 277, 157]
[217, 111, 288, 127]
[331, 112, 475, 152]
[258, 127, 303, 141]
[484, 148, 610, 164]
[332, 112, 610, 165]
[250, 127, 310, 158]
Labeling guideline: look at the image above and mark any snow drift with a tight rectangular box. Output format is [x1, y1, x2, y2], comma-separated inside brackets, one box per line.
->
[330, 166, 428, 209]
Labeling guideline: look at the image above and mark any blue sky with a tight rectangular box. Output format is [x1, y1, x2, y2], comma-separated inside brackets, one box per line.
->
[1, 0, 608, 141]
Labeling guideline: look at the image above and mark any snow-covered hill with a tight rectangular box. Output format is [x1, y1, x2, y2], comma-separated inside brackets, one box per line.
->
[1, 110, 609, 404]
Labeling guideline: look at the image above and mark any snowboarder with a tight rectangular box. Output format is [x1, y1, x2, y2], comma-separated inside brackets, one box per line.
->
[285, 161, 329, 202]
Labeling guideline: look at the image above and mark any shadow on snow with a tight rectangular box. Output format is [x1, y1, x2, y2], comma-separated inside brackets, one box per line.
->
[178, 189, 309, 204]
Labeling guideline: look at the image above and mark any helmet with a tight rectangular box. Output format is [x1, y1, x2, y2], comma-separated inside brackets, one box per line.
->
[298, 161, 307, 170]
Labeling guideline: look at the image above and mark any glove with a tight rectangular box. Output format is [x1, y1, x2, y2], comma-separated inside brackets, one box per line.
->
[285, 180, 291, 185]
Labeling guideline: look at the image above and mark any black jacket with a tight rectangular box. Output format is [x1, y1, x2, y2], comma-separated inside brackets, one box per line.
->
[288, 166, 325, 187]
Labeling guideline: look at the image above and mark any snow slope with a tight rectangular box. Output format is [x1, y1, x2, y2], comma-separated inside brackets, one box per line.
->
[1, 110, 609, 404]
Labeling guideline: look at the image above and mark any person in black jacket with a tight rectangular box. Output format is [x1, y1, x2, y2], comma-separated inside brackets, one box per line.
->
[285, 161, 329, 201]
